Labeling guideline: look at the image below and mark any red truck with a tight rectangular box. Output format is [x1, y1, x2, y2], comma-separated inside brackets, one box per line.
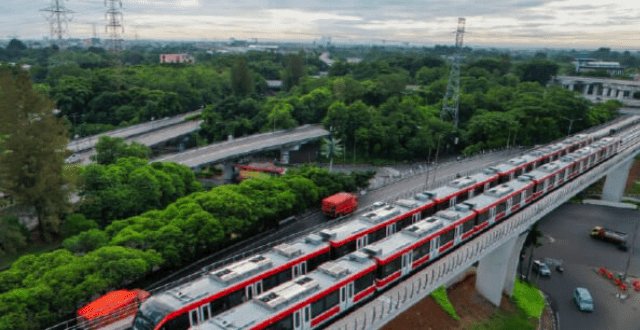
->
[322, 192, 358, 218]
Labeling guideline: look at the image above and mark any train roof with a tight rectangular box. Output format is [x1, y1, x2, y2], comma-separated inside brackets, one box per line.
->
[142, 234, 329, 312]
[362, 204, 475, 261]
[464, 177, 533, 210]
[203, 252, 375, 329]
[426, 172, 497, 199]
[320, 190, 439, 244]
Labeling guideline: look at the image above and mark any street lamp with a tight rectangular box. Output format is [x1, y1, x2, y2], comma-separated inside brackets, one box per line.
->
[560, 116, 583, 136]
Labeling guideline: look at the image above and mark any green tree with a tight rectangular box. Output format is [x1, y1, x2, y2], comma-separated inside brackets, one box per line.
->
[516, 59, 559, 85]
[265, 101, 298, 131]
[283, 52, 305, 90]
[0, 216, 28, 256]
[61, 214, 99, 238]
[230, 57, 254, 96]
[0, 68, 69, 240]
[94, 136, 151, 164]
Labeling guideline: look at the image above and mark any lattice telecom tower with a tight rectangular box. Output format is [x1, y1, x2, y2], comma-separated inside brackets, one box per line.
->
[440, 17, 466, 128]
[105, 0, 125, 51]
[40, 0, 74, 44]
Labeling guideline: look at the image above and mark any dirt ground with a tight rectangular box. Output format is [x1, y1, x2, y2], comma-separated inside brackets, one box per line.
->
[381, 274, 528, 330]
[624, 159, 640, 193]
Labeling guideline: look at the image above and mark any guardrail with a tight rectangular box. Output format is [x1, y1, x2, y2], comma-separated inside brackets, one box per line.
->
[328, 124, 640, 330]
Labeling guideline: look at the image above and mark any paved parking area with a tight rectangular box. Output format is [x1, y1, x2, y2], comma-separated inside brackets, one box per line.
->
[527, 203, 640, 330]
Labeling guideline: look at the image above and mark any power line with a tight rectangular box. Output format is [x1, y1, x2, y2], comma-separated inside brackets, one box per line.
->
[441, 17, 466, 129]
[40, 0, 74, 45]
[105, 0, 124, 51]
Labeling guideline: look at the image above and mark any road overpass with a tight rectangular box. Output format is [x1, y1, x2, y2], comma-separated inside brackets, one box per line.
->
[330, 121, 640, 330]
[554, 75, 640, 107]
[153, 124, 330, 175]
[67, 109, 202, 164]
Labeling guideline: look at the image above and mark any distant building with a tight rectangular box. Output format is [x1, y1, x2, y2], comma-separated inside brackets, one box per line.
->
[265, 80, 283, 90]
[160, 53, 195, 64]
[574, 58, 624, 76]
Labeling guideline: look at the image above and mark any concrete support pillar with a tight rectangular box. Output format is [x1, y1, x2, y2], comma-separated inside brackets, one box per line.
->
[503, 232, 528, 297]
[583, 84, 591, 96]
[223, 162, 235, 183]
[569, 83, 575, 91]
[475, 234, 520, 306]
[280, 144, 300, 164]
[603, 87, 610, 98]
[602, 159, 633, 202]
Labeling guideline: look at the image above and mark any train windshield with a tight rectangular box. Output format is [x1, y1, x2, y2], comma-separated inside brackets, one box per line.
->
[132, 299, 170, 330]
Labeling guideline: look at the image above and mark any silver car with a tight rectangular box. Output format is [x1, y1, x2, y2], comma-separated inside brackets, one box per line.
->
[573, 287, 594, 312]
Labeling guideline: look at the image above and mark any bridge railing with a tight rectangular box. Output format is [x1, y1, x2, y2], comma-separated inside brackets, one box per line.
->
[329, 124, 640, 330]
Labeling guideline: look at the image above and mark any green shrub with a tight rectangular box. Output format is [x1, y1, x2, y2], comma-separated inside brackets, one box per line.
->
[431, 286, 460, 320]
[513, 280, 545, 319]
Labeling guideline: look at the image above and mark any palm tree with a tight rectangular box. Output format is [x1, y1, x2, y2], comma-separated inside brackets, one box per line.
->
[320, 136, 343, 172]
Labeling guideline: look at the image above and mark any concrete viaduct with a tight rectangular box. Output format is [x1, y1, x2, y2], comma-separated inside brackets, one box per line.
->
[330, 118, 640, 329]
[554, 75, 640, 107]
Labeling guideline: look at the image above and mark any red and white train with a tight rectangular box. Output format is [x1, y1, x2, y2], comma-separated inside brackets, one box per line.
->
[194, 134, 622, 330]
[130, 116, 638, 330]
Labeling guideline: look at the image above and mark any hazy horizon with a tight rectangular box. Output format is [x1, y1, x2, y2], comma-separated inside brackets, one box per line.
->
[1, 0, 638, 49]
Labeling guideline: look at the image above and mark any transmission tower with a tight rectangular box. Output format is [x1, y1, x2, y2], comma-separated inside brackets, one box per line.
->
[105, 0, 124, 51]
[440, 17, 466, 128]
[40, 0, 74, 45]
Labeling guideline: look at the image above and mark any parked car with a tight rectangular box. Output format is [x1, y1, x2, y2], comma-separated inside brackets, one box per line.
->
[573, 287, 594, 312]
[532, 260, 551, 277]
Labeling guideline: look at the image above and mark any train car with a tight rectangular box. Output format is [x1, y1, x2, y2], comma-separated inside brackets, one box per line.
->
[132, 234, 331, 330]
[464, 177, 535, 229]
[425, 172, 499, 211]
[202, 251, 376, 330]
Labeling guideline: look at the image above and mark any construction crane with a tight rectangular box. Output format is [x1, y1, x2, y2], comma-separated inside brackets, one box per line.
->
[441, 17, 466, 129]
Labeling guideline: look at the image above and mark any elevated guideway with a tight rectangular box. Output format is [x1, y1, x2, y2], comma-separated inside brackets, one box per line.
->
[153, 124, 330, 169]
[330, 120, 640, 330]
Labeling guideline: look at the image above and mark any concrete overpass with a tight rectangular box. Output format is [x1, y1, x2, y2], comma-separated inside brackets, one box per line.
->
[330, 121, 640, 329]
[67, 109, 203, 164]
[554, 76, 640, 107]
[153, 124, 329, 177]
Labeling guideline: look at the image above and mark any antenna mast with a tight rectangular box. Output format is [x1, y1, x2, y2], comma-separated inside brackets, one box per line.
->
[441, 17, 466, 128]
[105, 0, 124, 51]
[40, 0, 74, 45]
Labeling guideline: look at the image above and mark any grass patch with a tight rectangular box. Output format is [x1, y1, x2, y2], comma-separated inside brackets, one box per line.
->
[431, 286, 460, 320]
[469, 309, 536, 330]
[513, 280, 545, 319]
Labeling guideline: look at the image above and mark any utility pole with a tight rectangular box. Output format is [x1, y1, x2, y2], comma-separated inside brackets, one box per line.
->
[40, 0, 73, 46]
[441, 17, 466, 128]
[105, 0, 124, 52]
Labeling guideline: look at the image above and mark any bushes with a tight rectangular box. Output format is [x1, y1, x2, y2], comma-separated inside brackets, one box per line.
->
[0, 166, 366, 330]
[431, 286, 460, 320]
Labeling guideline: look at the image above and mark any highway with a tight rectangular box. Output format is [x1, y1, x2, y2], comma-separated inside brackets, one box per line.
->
[152, 124, 330, 168]
[127, 119, 203, 147]
[67, 109, 202, 153]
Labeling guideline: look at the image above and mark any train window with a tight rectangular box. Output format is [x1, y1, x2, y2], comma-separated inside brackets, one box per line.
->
[496, 202, 506, 214]
[412, 243, 430, 261]
[458, 190, 469, 202]
[477, 211, 489, 224]
[201, 304, 210, 321]
[512, 193, 522, 205]
[227, 289, 245, 309]
[161, 313, 189, 330]
[304, 306, 310, 322]
[498, 175, 509, 184]
[368, 227, 386, 243]
[190, 310, 198, 326]
[311, 291, 339, 318]
[377, 258, 402, 279]
[332, 240, 356, 259]
[354, 272, 375, 293]
[397, 216, 413, 230]
[534, 183, 544, 193]
[526, 164, 533, 172]
[462, 219, 474, 233]
[440, 229, 455, 245]
[265, 315, 293, 330]
[263, 273, 279, 291]
[307, 252, 330, 271]
[421, 206, 435, 218]
[525, 187, 533, 198]
[549, 175, 556, 186]
[294, 311, 300, 328]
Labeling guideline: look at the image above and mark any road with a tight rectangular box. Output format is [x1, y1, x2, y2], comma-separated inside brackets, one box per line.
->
[152, 124, 330, 168]
[142, 148, 519, 292]
[529, 203, 640, 330]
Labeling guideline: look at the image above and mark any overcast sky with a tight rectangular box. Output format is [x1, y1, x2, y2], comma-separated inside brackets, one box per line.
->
[1, 0, 639, 49]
